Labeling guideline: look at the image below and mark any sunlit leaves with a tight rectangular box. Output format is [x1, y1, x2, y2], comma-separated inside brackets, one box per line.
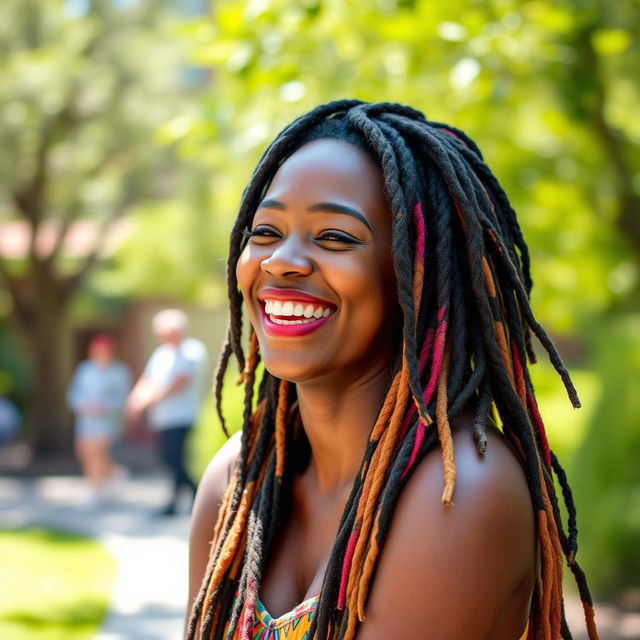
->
[174, 0, 639, 334]
[0, 0, 184, 226]
[591, 28, 631, 56]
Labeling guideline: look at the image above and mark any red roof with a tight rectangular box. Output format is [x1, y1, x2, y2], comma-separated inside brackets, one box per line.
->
[0, 219, 131, 260]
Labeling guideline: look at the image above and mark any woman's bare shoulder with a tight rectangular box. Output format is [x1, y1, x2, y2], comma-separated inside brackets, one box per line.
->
[357, 420, 535, 639]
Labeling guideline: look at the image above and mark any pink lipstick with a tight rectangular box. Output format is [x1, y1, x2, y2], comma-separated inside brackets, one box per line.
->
[258, 288, 336, 337]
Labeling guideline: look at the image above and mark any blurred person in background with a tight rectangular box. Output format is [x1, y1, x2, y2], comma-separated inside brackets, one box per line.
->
[127, 309, 209, 516]
[67, 333, 132, 507]
[0, 393, 21, 444]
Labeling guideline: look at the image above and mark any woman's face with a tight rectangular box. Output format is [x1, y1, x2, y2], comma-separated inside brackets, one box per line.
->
[236, 138, 398, 385]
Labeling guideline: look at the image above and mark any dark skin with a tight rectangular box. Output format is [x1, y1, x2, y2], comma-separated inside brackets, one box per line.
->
[188, 139, 535, 639]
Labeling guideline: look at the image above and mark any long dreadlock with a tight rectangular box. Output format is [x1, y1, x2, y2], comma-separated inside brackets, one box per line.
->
[188, 100, 598, 640]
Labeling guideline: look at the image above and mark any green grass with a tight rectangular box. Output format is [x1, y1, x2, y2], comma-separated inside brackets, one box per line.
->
[0, 528, 116, 640]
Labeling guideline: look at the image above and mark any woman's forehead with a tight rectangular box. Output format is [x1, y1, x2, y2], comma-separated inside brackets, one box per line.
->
[263, 138, 388, 216]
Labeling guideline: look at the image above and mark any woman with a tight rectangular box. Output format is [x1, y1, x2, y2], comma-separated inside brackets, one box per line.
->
[187, 101, 598, 640]
[67, 333, 131, 506]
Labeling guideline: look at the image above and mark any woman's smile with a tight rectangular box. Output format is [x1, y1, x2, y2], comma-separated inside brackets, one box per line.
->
[259, 287, 336, 337]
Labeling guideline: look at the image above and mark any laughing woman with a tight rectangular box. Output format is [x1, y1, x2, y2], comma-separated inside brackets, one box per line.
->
[186, 101, 598, 640]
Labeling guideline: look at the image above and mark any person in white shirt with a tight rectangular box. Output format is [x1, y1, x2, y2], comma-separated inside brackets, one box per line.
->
[127, 309, 209, 515]
[67, 333, 131, 505]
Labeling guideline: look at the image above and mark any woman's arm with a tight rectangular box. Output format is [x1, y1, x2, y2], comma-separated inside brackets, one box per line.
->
[186, 431, 242, 633]
[357, 424, 536, 640]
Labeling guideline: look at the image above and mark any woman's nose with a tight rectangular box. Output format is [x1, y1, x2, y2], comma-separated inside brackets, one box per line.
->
[260, 236, 313, 278]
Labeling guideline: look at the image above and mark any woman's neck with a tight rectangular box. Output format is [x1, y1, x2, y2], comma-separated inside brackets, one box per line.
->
[295, 363, 393, 497]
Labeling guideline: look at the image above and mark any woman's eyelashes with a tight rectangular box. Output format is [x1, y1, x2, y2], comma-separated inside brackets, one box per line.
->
[316, 230, 364, 245]
[241, 225, 365, 247]
[241, 225, 280, 241]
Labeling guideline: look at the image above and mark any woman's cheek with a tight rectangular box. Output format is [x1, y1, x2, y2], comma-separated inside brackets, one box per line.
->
[236, 250, 259, 323]
[335, 256, 389, 301]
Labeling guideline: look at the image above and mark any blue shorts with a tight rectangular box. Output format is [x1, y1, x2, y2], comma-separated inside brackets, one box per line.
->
[74, 420, 117, 441]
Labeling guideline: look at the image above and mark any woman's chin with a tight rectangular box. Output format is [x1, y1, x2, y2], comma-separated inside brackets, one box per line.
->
[262, 365, 317, 385]
[261, 357, 330, 385]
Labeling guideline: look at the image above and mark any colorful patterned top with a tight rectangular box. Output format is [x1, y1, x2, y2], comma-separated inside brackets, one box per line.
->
[223, 594, 529, 639]
[224, 594, 318, 640]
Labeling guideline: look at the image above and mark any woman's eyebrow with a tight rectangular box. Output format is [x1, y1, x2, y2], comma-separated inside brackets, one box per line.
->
[258, 198, 286, 211]
[307, 202, 372, 231]
[257, 198, 372, 231]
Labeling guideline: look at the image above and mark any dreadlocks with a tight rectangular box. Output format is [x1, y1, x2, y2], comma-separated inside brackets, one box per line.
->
[187, 100, 598, 640]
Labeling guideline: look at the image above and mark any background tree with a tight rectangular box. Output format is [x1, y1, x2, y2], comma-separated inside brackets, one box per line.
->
[0, 0, 184, 452]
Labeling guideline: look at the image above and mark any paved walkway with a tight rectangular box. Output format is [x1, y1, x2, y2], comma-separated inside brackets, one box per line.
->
[1, 474, 638, 640]
[0, 473, 190, 640]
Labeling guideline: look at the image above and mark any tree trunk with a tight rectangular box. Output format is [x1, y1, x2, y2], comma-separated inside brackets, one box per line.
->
[19, 264, 73, 455]
[28, 311, 70, 454]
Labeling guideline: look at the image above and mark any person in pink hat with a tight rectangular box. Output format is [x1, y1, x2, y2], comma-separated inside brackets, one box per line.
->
[67, 333, 131, 506]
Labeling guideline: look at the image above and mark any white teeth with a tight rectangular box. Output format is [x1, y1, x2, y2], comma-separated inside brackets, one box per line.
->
[270, 316, 317, 325]
[263, 298, 334, 322]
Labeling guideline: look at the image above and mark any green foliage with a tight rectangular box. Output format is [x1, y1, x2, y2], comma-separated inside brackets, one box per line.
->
[0, 0, 184, 234]
[188, 371, 245, 481]
[93, 174, 231, 306]
[571, 315, 640, 595]
[0, 527, 116, 640]
[172, 0, 639, 334]
[529, 364, 600, 461]
[189, 362, 269, 480]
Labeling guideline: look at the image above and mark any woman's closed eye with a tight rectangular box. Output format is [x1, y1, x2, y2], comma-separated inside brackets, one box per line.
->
[241, 225, 281, 243]
[242, 226, 365, 247]
[315, 230, 365, 247]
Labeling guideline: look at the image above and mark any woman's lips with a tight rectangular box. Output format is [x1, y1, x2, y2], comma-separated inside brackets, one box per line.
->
[258, 288, 336, 337]
[262, 307, 333, 337]
[258, 287, 334, 306]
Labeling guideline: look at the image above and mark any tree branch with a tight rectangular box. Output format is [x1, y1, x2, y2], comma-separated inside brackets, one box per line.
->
[60, 194, 133, 300]
[11, 124, 52, 226]
[45, 200, 83, 266]
[0, 258, 32, 327]
[46, 140, 132, 268]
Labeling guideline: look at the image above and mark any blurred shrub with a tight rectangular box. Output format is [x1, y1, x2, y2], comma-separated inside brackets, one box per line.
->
[571, 315, 640, 596]
[189, 368, 245, 481]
